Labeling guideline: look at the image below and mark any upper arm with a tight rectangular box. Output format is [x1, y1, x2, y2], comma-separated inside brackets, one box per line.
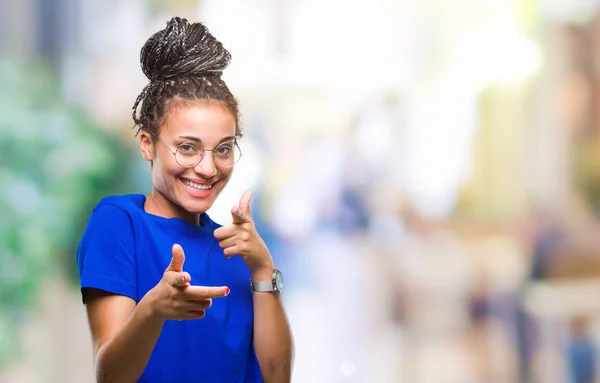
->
[77, 203, 138, 352]
[84, 288, 137, 353]
[77, 203, 137, 303]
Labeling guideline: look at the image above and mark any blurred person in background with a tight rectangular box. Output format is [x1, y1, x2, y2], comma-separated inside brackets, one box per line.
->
[566, 316, 597, 383]
[76, 17, 293, 383]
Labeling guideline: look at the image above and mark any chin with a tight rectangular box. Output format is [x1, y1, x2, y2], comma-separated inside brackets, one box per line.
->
[180, 198, 215, 215]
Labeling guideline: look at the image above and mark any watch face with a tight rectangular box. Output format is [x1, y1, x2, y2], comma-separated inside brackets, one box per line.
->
[274, 270, 284, 291]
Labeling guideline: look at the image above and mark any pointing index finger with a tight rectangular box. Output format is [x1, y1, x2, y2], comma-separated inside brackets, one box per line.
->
[238, 190, 252, 215]
[231, 206, 249, 224]
[183, 285, 231, 299]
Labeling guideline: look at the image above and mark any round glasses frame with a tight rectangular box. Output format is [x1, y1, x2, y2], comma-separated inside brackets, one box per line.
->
[149, 131, 242, 169]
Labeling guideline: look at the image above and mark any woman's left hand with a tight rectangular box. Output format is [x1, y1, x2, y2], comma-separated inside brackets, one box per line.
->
[213, 190, 274, 274]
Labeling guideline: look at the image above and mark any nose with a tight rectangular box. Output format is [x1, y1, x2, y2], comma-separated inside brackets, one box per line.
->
[194, 150, 217, 178]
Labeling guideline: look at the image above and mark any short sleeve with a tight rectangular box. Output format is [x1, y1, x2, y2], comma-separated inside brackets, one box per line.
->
[77, 202, 137, 303]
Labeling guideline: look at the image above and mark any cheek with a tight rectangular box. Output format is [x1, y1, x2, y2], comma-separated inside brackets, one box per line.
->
[219, 169, 234, 184]
[153, 156, 181, 185]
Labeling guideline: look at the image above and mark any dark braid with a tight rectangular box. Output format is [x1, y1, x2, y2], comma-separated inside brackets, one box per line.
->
[132, 17, 241, 138]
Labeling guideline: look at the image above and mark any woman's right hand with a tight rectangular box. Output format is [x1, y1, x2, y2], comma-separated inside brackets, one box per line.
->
[143, 243, 230, 321]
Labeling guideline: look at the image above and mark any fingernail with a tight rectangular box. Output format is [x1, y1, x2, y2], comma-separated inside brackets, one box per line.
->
[225, 287, 230, 295]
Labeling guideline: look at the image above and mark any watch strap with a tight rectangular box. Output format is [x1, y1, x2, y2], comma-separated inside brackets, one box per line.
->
[251, 280, 274, 292]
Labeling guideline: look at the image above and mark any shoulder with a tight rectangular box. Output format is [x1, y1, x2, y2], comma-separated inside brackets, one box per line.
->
[80, 194, 147, 242]
[86, 194, 148, 225]
[94, 194, 146, 214]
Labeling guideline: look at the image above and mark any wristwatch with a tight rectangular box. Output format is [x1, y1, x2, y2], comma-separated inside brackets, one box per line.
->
[251, 269, 283, 294]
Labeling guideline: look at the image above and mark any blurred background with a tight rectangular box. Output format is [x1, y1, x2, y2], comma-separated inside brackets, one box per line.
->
[2, 0, 600, 382]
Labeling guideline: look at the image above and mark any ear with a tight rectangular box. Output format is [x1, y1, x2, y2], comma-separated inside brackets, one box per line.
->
[139, 132, 155, 161]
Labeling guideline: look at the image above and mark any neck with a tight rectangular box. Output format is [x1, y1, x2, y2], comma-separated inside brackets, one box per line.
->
[144, 189, 200, 225]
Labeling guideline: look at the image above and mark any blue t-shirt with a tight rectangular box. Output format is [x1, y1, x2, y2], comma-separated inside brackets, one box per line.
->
[77, 194, 263, 383]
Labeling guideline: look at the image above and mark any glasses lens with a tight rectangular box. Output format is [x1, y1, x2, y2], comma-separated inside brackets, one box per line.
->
[175, 146, 202, 168]
[214, 142, 242, 168]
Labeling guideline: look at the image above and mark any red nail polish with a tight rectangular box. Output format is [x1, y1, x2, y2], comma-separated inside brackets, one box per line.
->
[225, 287, 230, 295]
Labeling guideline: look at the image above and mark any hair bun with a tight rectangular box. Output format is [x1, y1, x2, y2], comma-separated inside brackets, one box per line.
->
[140, 17, 231, 81]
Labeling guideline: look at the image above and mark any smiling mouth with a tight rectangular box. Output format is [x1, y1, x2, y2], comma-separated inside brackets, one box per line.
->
[180, 178, 214, 191]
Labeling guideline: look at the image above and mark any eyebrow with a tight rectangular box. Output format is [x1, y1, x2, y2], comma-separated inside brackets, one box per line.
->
[178, 135, 236, 144]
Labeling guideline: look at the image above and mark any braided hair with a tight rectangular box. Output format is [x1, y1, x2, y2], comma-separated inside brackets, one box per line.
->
[132, 17, 241, 138]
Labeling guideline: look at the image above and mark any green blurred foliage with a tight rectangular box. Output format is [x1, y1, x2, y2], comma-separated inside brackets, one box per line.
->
[574, 140, 600, 213]
[0, 58, 141, 368]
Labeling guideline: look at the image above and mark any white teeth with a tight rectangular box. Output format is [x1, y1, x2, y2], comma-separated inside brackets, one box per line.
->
[182, 179, 213, 191]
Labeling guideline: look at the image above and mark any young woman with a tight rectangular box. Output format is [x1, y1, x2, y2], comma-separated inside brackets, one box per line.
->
[77, 17, 293, 383]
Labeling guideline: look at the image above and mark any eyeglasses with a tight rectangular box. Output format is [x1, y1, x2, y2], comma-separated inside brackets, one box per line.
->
[149, 132, 242, 169]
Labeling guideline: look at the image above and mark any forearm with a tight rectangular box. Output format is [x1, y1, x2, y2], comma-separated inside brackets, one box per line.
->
[252, 270, 294, 383]
[95, 297, 165, 383]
